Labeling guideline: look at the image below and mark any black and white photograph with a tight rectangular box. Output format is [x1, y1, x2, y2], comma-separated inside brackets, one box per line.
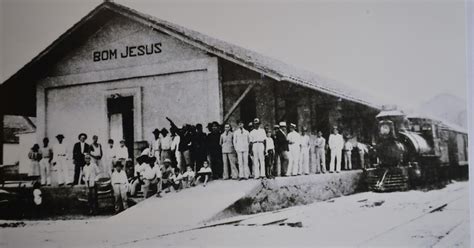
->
[0, 0, 472, 247]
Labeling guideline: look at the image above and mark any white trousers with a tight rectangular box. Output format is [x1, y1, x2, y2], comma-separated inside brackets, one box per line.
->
[287, 144, 300, 176]
[113, 184, 128, 211]
[329, 149, 342, 172]
[344, 151, 352, 170]
[39, 158, 51, 185]
[222, 153, 238, 179]
[299, 147, 310, 175]
[55, 156, 69, 184]
[315, 148, 326, 173]
[237, 151, 250, 179]
[252, 143, 265, 178]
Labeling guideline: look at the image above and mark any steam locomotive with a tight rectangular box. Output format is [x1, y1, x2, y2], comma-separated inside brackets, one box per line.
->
[366, 106, 468, 192]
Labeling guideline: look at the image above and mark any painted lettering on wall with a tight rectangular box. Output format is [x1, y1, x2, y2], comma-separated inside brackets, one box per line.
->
[93, 43, 162, 62]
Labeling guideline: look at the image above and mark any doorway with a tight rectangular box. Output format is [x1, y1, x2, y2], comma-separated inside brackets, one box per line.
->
[107, 96, 134, 158]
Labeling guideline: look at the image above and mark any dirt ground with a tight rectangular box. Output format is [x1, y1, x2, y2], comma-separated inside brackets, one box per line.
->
[121, 181, 471, 247]
[0, 180, 470, 247]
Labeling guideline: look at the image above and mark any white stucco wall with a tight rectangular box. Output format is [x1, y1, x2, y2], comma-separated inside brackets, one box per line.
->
[35, 14, 221, 150]
[2, 143, 20, 165]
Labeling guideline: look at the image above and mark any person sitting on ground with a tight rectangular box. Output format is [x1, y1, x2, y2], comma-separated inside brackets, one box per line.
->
[173, 168, 184, 191]
[111, 160, 129, 213]
[163, 167, 178, 193]
[161, 159, 175, 193]
[141, 156, 160, 199]
[195, 160, 212, 187]
[182, 165, 196, 188]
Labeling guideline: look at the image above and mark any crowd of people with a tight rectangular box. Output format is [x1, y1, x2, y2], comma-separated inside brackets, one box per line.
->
[28, 116, 373, 214]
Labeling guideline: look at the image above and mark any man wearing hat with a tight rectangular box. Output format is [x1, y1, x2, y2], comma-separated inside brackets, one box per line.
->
[73, 133, 90, 185]
[52, 134, 69, 185]
[274, 122, 289, 176]
[249, 118, 266, 179]
[206, 122, 222, 179]
[328, 126, 344, 173]
[111, 159, 129, 213]
[287, 123, 301, 176]
[192, 123, 207, 171]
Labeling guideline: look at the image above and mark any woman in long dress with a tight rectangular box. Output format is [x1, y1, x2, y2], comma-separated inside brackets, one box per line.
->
[28, 144, 42, 177]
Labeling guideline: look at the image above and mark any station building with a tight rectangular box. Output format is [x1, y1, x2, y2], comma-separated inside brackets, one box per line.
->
[0, 1, 382, 159]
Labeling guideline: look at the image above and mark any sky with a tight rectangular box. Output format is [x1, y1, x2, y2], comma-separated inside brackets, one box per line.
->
[0, 0, 468, 109]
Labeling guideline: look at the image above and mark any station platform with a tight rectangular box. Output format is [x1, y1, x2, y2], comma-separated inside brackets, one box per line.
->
[1, 171, 364, 247]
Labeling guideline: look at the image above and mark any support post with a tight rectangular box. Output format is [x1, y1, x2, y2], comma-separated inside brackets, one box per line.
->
[223, 82, 257, 123]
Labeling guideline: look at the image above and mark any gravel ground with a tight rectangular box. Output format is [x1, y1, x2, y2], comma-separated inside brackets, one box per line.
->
[0, 180, 469, 248]
[127, 181, 470, 247]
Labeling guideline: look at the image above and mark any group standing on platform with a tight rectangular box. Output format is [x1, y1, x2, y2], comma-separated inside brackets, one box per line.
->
[27, 116, 373, 214]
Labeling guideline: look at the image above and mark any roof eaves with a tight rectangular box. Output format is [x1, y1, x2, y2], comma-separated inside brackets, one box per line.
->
[283, 76, 381, 110]
[104, 3, 285, 82]
[106, 2, 382, 110]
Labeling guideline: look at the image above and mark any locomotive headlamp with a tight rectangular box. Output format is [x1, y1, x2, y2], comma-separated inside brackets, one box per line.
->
[380, 124, 391, 135]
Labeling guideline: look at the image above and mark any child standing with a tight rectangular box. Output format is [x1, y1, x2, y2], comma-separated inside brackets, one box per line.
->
[82, 154, 100, 214]
[111, 160, 129, 213]
[265, 130, 275, 178]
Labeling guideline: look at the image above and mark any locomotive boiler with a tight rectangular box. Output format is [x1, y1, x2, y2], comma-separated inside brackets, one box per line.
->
[366, 106, 468, 192]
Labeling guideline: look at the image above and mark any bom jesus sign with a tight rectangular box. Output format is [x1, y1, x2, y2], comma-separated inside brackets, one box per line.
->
[92, 42, 162, 62]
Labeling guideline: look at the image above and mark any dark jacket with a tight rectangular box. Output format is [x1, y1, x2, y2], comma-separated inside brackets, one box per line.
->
[73, 142, 90, 165]
[206, 132, 222, 155]
[275, 129, 289, 153]
[192, 132, 207, 159]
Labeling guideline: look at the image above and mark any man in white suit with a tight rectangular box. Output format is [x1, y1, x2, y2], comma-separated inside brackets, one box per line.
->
[328, 126, 344, 173]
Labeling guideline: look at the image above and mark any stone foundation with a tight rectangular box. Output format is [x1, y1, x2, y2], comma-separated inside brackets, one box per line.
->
[210, 170, 364, 221]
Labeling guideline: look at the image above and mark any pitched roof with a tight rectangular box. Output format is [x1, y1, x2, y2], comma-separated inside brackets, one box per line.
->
[0, 1, 382, 116]
[108, 2, 382, 109]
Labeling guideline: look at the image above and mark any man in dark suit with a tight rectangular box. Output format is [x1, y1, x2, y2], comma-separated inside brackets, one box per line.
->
[274, 122, 290, 176]
[73, 133, 90, 185]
